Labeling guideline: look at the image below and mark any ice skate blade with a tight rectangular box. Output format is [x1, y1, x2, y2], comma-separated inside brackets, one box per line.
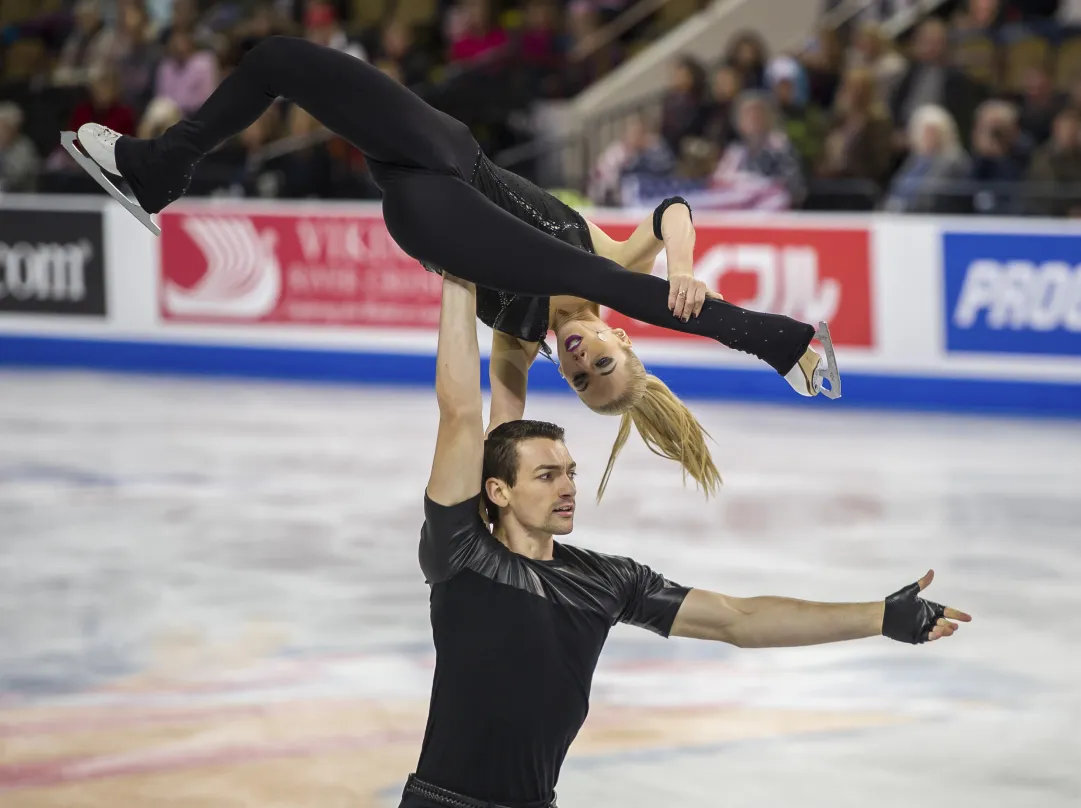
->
[61, 131, 160, 237]
[813, 321, 842, 399]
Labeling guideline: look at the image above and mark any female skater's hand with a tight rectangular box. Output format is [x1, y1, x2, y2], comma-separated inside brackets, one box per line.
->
[668, 276, 722, 321]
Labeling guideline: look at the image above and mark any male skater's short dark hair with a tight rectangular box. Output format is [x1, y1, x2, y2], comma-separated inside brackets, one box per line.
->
[482, 420, 565, 524]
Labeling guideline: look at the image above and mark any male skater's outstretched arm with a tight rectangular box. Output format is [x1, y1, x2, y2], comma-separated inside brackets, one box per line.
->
[426, 274, 483, 508]
[671, 569, 971, 646]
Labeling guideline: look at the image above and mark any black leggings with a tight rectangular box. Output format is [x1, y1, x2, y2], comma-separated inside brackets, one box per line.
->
[149, 37, 815, 374]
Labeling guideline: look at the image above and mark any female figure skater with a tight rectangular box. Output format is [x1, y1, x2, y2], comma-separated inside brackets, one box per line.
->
[70, 36, 839, 499]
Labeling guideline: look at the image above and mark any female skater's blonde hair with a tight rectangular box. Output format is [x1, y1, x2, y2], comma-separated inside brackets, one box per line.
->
[588, 347, 722, 501]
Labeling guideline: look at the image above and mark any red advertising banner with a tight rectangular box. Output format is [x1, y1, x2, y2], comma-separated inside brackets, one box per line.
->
[159, 209, 441, 328]
[592, 222, 875, 348]
[160, 208, 873, 348]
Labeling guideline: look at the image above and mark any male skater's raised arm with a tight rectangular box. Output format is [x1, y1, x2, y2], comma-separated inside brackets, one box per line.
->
[418, 273, 500, 589]
[425, 274, 483, 508]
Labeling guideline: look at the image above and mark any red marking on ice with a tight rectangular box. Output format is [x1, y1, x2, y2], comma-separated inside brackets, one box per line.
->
[0, 729, 421, 791]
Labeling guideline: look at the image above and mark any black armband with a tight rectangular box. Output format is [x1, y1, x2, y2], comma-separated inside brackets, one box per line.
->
[653, 196, 692, 241]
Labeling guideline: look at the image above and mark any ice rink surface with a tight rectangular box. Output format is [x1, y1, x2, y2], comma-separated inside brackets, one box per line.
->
[1, 371, 1079, 808]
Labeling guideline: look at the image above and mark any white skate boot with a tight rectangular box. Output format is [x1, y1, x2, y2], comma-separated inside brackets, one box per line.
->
[61, 125, 160, 236]
[784, 321, 842, 399]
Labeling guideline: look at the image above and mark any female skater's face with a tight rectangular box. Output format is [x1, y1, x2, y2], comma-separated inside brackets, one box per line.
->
[554, 319, 632, 408]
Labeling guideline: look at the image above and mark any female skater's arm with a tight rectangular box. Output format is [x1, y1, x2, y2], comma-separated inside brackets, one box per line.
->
[587, 204, 705, 320]
[486, 332, 541, 436]
[426, 274, 484, 506]
[587, 203, 695, 277]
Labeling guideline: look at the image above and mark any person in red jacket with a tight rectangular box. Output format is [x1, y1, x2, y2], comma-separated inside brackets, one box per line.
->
[69, 65, 136, 137]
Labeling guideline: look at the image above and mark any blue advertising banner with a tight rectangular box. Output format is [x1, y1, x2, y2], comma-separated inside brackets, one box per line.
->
[944, 232, 1081, 356]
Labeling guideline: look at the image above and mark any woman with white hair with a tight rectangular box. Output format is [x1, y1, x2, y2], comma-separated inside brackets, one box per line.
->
[0, 102, 40, 192]
[885, 104, 971, 213]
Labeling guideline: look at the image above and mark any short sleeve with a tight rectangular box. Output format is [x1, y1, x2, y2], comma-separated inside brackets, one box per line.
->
[419, 493, 491, 584]
[612, 558, 691, 637]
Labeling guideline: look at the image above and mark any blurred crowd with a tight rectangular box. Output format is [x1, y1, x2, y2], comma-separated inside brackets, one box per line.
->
[590, 0, 1081, 216]
[2, 0, 1081, 217]
[0, 0, 688, 198]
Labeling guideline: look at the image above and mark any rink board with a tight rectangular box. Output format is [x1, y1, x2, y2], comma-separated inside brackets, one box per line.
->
[1, 196, 1079, 417]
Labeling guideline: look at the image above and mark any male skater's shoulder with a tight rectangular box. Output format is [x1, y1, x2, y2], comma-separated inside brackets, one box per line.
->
[419, 493, 497, 585]
[554, 543, 692, 637]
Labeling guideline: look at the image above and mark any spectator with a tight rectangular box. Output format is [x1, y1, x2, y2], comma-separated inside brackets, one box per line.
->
[103, 0, 161, 111]
[847, 22, 907, 103]
[234, 6, 287, 58]
[158, 0, 214, 49]
[54, 0, 116, 86]
[726, 31, 768, 89]
[801, 26, 844, 108]
[378, 19, 432, 87]
[1025, 107, 1081, 216]
[68, 64, 137, 137]
[713, 91, 806, 209]
[518, 0, 563, 68]
[137, 96, 182, 139]
[562, 0, 621, 93]
[0, 102, 40, 192]
[1061, 0, 1081, 27]
[701, 64, 743, 149]
[155, 26, 219, 116]
[886, 104, 971, 213]
[969, 99, 1028, 214]
[818, 67, 894, 188]
[767, 55, 827, 171]
[447, 0, 509, 64]
[1068, 76, 1081, 115]
[952, 0, 1006, 34]
[660, 56, 710, 154]
[305, 2, 366, 61]
[890, 18, 985, 147]
[588, 115, 675, 205]
[1017, 66, 1063, 147]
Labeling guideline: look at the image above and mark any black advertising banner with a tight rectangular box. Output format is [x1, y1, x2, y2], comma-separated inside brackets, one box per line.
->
[0, 209, 106, 316]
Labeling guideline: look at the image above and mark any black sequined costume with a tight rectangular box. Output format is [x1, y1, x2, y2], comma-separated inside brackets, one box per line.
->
[114, 36, 815, 374]
[417, 153, 598, 358]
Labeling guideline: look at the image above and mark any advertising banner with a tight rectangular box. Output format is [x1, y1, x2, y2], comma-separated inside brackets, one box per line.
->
[593, 221, 874, 348]
[159, 209, 441, 328]
[0, 209, 105, 317]
[944, 231, 1081, 357]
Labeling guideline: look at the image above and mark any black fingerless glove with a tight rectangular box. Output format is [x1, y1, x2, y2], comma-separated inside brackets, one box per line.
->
[882, 581, 947, 644]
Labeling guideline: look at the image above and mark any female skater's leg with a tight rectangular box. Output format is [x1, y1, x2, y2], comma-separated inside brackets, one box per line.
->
[383, 175, 815, 373]
[113, 37, 477, 212]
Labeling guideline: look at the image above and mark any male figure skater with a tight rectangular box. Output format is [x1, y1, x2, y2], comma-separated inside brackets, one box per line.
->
[403, 272, 971, 808]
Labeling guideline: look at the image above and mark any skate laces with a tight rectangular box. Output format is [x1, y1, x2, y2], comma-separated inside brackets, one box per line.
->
[94, 126, 120, 146]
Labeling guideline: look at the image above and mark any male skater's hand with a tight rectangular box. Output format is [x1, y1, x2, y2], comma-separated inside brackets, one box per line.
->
[882, 570, 972, 644]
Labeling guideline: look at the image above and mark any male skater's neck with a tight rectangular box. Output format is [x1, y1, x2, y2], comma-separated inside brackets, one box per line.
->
[492, 520, 555, 561]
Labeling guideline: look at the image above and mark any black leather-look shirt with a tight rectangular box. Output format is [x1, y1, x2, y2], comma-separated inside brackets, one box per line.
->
[413, 494, 690, 806]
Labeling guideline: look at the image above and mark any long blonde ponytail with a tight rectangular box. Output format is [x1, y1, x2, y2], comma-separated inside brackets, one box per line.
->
[590, 350, 722, 501]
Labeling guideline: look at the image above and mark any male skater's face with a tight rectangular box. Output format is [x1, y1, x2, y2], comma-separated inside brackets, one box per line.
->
[488, 438, 577, 535]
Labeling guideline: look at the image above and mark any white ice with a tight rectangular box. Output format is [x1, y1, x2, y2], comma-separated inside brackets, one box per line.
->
[1, 371, 1079, 808]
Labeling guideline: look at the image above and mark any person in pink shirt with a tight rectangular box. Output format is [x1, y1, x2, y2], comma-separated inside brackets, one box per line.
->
[448, 0, 508, 64]
[155, 26, 219, 116]
[519, 0, 561, 66]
